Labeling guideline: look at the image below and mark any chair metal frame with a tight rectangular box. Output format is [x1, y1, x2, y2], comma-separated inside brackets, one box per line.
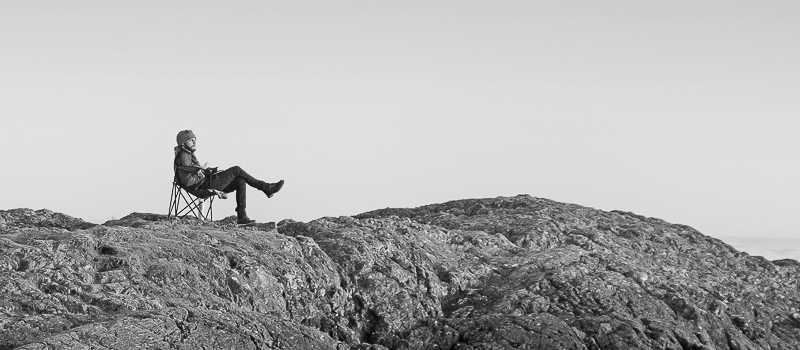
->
[168, 177, 214, 221]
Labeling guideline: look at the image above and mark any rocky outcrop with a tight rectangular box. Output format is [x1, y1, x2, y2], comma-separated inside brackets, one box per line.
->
[0, 208, 96, 231]
[1, 195, 799, 349]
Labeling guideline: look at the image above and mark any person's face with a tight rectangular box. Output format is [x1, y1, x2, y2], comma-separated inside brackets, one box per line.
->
[184, 137, 196, 151]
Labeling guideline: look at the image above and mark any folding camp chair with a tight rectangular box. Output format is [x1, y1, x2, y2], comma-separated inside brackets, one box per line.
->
[168, 174, 215, 221]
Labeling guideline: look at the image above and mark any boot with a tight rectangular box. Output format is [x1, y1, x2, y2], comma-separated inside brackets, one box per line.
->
[262, 180, 284, 198]
[235, 207, 255, 225]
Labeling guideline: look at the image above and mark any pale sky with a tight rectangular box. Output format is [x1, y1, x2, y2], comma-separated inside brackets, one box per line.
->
[1, 1, 798, 240]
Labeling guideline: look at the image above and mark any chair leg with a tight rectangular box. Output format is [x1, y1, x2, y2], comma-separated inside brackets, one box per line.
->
[169, 183, 215, 221]
[207, 197, 213, 221]
[177, 190, 194, 217]
[185, 196, 202, 218]
[168, 183, 180, 219]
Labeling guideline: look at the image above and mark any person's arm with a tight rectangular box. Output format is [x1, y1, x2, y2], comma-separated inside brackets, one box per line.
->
[175, 152, 204, 186]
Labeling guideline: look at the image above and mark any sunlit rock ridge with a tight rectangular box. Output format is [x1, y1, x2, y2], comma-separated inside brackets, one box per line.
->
[1, 195, 798, 349]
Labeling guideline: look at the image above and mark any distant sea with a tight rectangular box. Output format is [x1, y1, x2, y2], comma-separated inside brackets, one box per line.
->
[718, 236, 800, 262]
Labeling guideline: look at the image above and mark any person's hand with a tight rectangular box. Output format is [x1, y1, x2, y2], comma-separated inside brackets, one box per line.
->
[213, 190, 227, 199]
[197, 169, 205, 178]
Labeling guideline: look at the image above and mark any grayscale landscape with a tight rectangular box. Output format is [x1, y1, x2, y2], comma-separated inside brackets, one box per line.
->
[2, 195, 799, 349]
[2, 2, 798, 349]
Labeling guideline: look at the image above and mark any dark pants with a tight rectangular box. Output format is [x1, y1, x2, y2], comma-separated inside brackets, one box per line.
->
[202, 166, 264, 210]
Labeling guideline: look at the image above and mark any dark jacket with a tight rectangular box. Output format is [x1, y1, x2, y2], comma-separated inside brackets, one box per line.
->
[174, 146, 204, 188]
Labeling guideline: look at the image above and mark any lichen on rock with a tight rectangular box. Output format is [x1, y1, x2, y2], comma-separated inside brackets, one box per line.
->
[1, 195, 799, 349]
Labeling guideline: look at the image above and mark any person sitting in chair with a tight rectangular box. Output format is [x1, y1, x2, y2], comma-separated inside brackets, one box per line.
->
[174, 129, 284, 225]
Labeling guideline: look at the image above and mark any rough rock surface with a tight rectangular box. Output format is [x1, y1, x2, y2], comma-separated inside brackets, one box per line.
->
[0, 209, 96, 231]
[1, 195, 799, 349]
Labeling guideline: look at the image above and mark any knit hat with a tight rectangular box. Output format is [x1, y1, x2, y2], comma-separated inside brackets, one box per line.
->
[176, 130, 196, 146]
